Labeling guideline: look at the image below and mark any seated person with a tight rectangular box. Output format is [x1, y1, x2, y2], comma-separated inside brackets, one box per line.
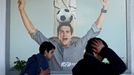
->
[20, 41, 55, 75]
[72, 37, 127, 75]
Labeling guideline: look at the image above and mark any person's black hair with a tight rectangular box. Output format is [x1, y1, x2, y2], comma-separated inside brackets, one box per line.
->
[57, 23, 73, 35]
[85, 37, 108, 55]
[39, 41, 55, 54]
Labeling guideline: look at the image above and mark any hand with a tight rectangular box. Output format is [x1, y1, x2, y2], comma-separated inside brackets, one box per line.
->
[101, 0, 108, 9]
[91, 39, 105, 54]
[18, 0, 25, 10]
[39, 68, 50, 75]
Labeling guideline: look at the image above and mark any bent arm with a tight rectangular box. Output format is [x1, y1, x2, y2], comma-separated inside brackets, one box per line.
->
[18, 0, 36, 34]
[100, 47, 127, 74]
[95, 0, 108, 29]
[24, 73, 29, 75]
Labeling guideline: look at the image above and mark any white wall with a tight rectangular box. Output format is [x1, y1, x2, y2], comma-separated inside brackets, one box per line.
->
[130, 0, 134, 74]
[0, 0, 6, 75]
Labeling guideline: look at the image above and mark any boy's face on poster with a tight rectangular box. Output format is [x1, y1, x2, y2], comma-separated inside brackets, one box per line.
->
[58, 25, 72, 46]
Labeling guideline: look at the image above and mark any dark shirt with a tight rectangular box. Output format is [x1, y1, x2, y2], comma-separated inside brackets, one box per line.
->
[72, 47, 127, 75]
[20, 53, 49, 75]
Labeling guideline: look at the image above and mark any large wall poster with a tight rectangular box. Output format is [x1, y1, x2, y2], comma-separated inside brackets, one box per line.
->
[8, 0, 130, 74]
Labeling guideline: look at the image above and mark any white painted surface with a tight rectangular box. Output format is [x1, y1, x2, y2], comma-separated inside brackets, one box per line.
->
[0, 0, 6, 75]
[130, 0, 134, 74]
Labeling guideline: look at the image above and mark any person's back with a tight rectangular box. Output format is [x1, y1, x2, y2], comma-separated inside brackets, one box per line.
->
[20, 53, 50, 75]
[20, 41, 55, 75]
[72, 37, 127, 75]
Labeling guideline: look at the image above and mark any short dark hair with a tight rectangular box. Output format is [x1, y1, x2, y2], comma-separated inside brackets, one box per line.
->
[57, 23, 73, 35]
[39, 41, 55, 54]
[85, 37, 108, 55]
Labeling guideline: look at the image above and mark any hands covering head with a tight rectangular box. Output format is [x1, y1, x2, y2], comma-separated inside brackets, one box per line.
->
[86, 37, 108, 55]
[91, 39, 105, 54]
[86, 37, 108, 60]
